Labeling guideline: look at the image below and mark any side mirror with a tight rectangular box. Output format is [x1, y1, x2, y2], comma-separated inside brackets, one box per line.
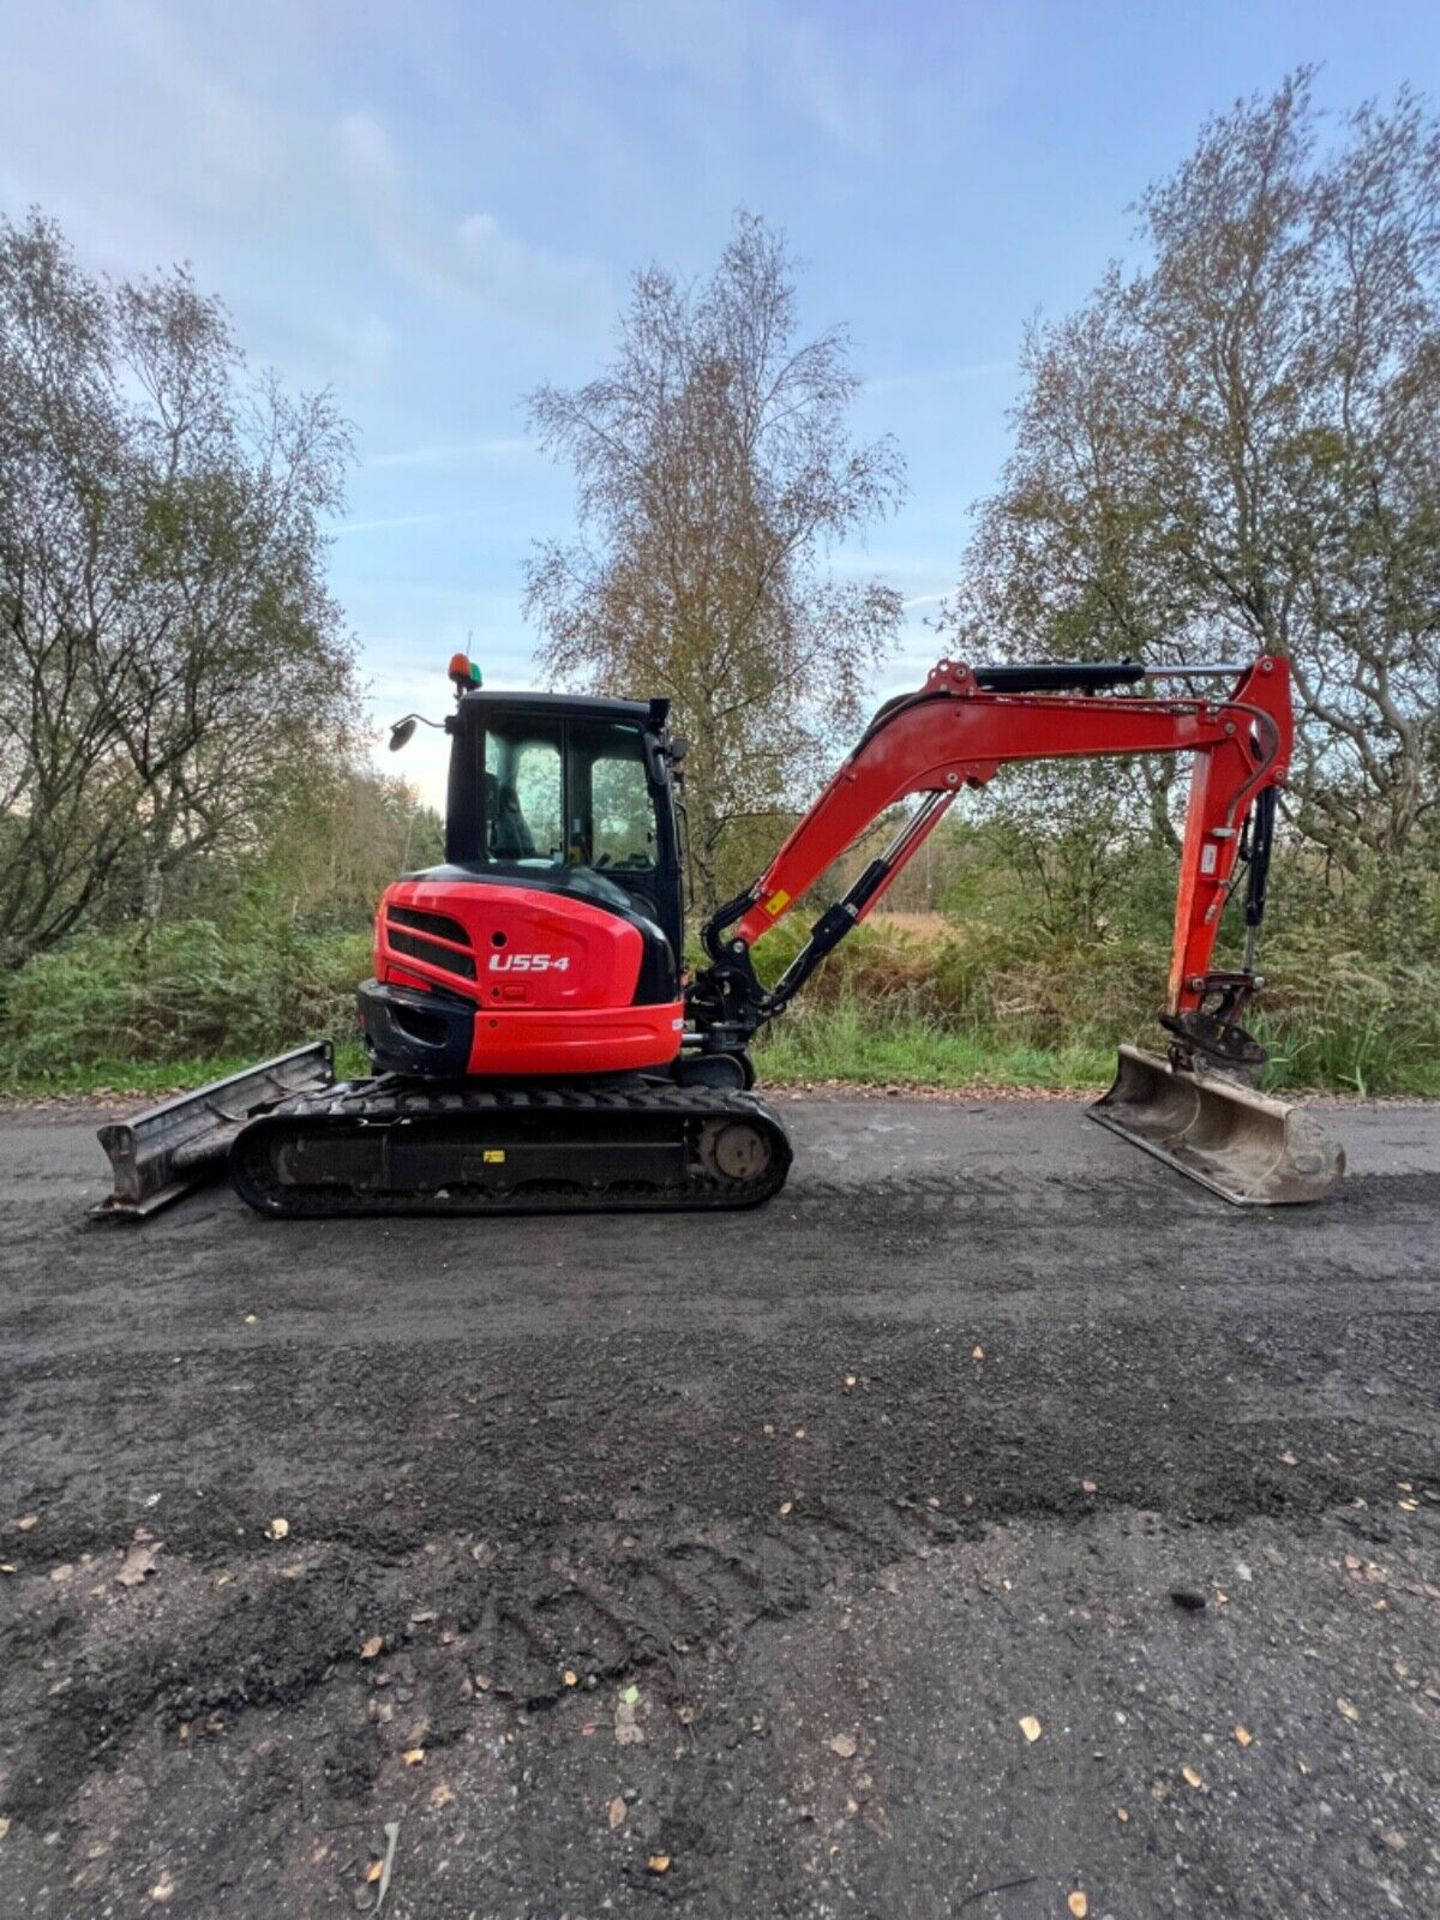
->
[388, 717, 418, 753]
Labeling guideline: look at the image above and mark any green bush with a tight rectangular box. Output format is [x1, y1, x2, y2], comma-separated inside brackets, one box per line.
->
[749, 914, 1440, 1095]
[2, 902, 1435, 1097]
[0, 918, 370, 1082]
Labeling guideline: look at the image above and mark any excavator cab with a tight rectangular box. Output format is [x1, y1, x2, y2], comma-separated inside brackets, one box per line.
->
[442, 689, 685, 960]
[353, 684, 692, 1084]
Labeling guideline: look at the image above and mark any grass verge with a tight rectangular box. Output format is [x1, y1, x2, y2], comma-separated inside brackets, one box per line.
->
[0, 1043, 370, 1103]
[754, 1004, 1116, 1091]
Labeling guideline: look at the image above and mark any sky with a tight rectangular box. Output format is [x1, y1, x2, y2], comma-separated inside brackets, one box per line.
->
[1, 0, 1434, 806]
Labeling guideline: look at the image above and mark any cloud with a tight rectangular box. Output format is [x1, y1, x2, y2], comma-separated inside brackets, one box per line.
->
[608, 0, 880, 150]
[321, 312, 394, 384]
[865, 359, 1014, 398]
[107, 1, 284, 199]
[458, 212, 608, 327]
[829, 547, 956, 588]
[363, 436, 536, 471]
[0, 1, 297, 270]
[609, 0, 749, 85]
[336, 112, 401, 191]
[901, 591, 949, 611]
[330, 511, 462, 537]
[772, 15, 878, 149]
[336, 112, 610, 331]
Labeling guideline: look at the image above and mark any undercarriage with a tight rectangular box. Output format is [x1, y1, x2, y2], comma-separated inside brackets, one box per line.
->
[228, 1077, 791, 1217]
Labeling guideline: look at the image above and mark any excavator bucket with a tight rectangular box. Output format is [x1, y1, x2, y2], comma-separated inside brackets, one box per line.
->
[91, 1042, 335, 1219]
[1088, 1045, 1344, 1206]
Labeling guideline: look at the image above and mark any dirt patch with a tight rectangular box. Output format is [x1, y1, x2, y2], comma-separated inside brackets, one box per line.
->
[1, 1104, 1437, 1915]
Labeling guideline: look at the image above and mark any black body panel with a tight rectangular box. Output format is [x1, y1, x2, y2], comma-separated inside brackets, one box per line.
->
[972, 661, 1146, 693]
[359, 979, 473, 1077]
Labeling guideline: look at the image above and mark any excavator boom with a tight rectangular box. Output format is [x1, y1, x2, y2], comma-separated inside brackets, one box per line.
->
[689, 653, 1341, 1205]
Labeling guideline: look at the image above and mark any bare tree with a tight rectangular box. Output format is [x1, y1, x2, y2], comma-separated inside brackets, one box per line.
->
[0, 211, 357, 965]
[949, 75, 1440, 892]
[524, 213, 904, 911]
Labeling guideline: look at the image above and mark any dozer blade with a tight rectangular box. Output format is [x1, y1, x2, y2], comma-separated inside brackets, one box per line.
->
[91, 1042, 335, 1220]
[1087, 1045, 1344, 1206]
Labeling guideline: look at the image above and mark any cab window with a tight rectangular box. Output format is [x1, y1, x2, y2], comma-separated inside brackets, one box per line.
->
[483, 719, 563, 864]
[477, 714, 661, 873]
[584, 727, 656, 871]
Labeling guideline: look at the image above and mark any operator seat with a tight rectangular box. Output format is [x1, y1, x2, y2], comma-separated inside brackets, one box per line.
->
[486, 773, 537, 859]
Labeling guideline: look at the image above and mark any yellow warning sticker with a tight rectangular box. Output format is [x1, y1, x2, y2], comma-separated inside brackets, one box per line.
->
[482, 1149, 506, 1164]
[764, 889, 791, 916]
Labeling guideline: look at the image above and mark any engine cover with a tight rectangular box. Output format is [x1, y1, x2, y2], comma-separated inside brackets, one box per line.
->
[367, 868, 683, 1077]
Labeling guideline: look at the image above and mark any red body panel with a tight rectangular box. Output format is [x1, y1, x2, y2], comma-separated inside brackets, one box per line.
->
[373, 876, 683, 1075]
[465, 1002, 685, 1075]
[377, 878, 642, 1009]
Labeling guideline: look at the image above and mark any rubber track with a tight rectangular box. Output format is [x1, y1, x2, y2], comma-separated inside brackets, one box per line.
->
[228, 1078, 794, 1217]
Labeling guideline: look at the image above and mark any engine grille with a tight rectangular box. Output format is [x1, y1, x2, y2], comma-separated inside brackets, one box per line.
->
[385, 906, 477, 981]
[387, 905, 470, 944]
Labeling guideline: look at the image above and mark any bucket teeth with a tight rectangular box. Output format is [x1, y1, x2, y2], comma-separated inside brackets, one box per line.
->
[1088, 1045, 1344, 1206]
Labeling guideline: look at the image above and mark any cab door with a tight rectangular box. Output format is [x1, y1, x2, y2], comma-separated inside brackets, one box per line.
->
[568, 720, 683, 958]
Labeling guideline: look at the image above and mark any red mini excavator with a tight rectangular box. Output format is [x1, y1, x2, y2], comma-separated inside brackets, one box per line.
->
[95, 650, 1344, 1219]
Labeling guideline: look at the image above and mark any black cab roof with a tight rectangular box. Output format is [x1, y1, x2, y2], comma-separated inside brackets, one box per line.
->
[452, 690, 669, 729]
